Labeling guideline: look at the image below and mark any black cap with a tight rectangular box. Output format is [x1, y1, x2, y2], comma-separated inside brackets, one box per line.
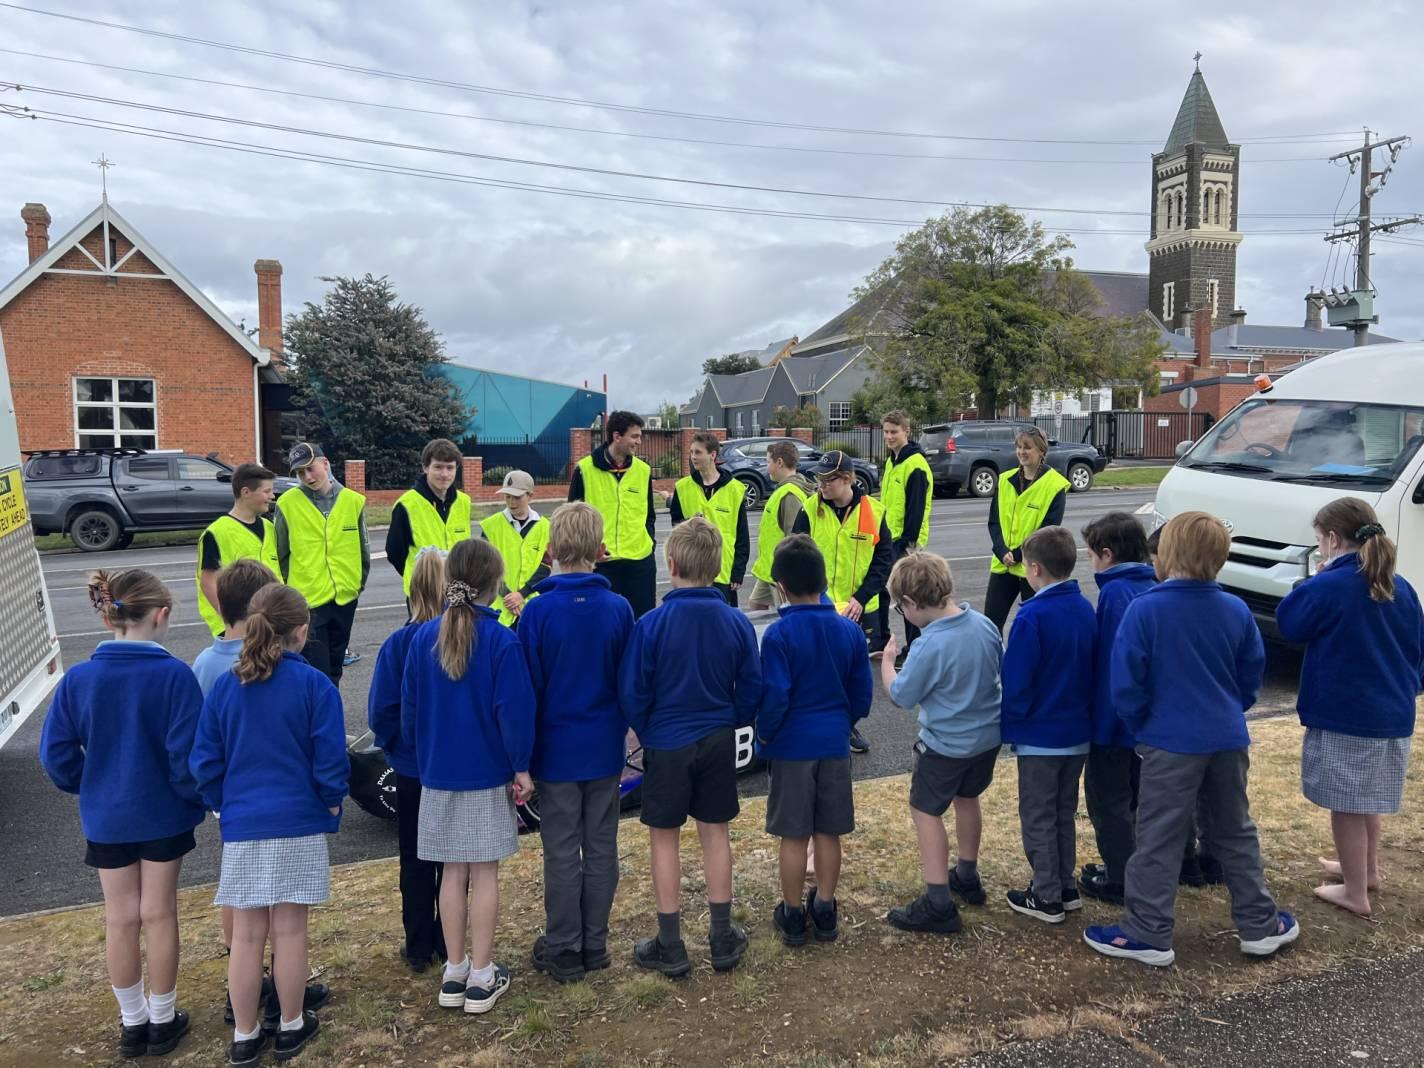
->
[287, 442, 325, 471]
[812, 450, 854, 478]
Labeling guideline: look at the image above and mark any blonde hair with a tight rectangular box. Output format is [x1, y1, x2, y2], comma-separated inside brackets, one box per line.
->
[236, 585, 309, 684]
[437, 538, 505, 680]
[1314, 497, 1397, 602]
[666, 516, 722, 586]
[1157, 511, 1230, 581]
[408, 548, 447, 624]
[548, 501, 603, 570]
[1015, 427, 1049, 465]
[87, 568, 173, 629]
[888, 550, 953, 608]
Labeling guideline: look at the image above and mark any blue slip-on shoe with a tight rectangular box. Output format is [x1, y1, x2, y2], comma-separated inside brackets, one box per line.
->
[1083, 925, 1175, 967]
[1239, 911, 1300, 957]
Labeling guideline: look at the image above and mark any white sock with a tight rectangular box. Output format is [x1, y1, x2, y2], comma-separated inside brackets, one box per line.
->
[280, 1015, 304, 1032]
[469, 962, 496, 988]
[148, 987, 176, 1026]
[234, 1024, 261, 1043]
[443, 955, 470, 981]
[113, 980, 148, 1027]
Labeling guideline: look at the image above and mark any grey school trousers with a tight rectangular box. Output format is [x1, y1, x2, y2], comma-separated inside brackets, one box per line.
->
[1121, 747, 1280, 950]
[537, 776, 622, 956]
[1017, 754, 1086, 905]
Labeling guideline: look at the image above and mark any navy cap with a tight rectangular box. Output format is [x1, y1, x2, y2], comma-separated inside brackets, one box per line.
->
[287, 442, 325, 471]
[812, 450, 854, 478]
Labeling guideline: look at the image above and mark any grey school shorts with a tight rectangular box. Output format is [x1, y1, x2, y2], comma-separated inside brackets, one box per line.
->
[765, 757, 855, 838]
[909, 742, 1000, 817]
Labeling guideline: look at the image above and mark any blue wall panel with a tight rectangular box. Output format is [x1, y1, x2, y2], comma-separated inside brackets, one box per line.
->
[435, 365, 606, 440]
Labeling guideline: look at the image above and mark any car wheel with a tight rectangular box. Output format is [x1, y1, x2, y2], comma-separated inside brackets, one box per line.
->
[969, 466, 998, 498]
[70, 509, 123, 552]
[515, 789, 541, 834]
[1068, 461, 1094, 492]
[737, 475, 764, 511]
[854, 473, 872, 497]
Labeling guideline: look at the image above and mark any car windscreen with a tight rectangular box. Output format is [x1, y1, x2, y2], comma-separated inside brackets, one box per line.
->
[25, 454, 103, 479]
[1181, 398, 1424, 488]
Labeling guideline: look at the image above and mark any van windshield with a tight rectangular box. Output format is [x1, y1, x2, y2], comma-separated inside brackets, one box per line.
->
[1182, 399, 1424, 487]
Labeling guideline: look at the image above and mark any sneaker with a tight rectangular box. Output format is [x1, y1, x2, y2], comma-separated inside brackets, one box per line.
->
[464, 964, 512, 1014]
[806, 887, 839, 942]
[1199, 853, 1226, 886]
[1179, 854, 1207, 888]
[146, 1010, 191, 1056]
[120, 1022, 150, 1060]
[772, 903, 808, 947]
[439, 974, 470, 1009]
[263, 983, 330, 1034]
[887, 893, 962, 934]
[948, 869, 987, 906]
[228, 1032, 269, 1067]
[532, 935, 586, 984]
[849, 727, 870, 755]
[273, 1010, 320, 1061]
[1079, 871, 1125, 907]
[709, 925, 749, 972]
[1080, 863, 1105, 883]
[1083, 925, 1175, 967]
[342, 651, 361, 666]
[1006, 887, 1065, 924]
[634, 936, 692, 978]
[1062, 888, 1083, 912]
[1240, 912, 1300, 958]
[582, 945, 612, 973]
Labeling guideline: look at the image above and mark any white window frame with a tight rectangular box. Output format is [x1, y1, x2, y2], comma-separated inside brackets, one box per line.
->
[827, 400, 851, 430]
[1207, 279, 1220, 320]
[1162, 282, 1176, 322]
[74, 375, 157, 450]
[735, 410, 744, 432]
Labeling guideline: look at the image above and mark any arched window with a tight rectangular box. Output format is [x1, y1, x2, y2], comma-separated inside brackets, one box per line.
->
[1164, 192, 1172, 229]
[1176, 189, 1186, 228]
[1215, 188, 1225, 225]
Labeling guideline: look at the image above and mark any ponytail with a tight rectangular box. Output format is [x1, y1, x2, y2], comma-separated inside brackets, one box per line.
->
[236, 585, 310, 683]
[1358, 527, 1398, 603]
[1312, 496, 1397, 603]
[436, 539, 505, 680]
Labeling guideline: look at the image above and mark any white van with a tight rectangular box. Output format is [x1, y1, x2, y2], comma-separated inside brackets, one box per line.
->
[1154, 341, 1424, 637]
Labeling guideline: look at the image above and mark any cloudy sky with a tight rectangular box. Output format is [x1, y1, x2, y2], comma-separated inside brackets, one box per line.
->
[1, 1, 1421, 412]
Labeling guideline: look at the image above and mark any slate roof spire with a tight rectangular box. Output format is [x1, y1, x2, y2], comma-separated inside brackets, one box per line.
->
[1162, 66, 1231, 155]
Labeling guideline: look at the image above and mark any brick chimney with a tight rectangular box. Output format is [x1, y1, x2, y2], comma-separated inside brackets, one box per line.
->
[1227, 307, 1247, 349]
[1193, 305, 1213, 369]
[253, 259, 283, 365]
[1303, 291, 1324, 331]
[21, 203, 50, 263]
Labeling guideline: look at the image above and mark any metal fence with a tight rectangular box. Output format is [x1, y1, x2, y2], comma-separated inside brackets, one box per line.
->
[460, 435, 572, 484]
[640, 428, 684, 481]
[812, 427, 888, 465]
[1028, 411, 1212, 460]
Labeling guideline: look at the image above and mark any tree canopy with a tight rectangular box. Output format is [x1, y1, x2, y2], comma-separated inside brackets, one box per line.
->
[702, 351, 764, 376]
[768, 404, 825, 433]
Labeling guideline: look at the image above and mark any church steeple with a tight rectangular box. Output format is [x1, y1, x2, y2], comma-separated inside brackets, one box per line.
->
[1162, 70, 1230, 155]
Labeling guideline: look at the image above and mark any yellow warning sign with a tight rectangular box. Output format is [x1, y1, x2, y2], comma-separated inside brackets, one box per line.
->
[0, 468, 30, 539]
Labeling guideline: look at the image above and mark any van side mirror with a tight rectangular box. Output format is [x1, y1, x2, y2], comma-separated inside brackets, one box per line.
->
[1047, 438, 1059, 447]
[1175, 440, 1195, 459]
[1413, 476, 1424, 505]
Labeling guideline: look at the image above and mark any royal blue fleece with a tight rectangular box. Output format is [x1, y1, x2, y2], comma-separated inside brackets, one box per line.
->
[756, 603, 874, 760]
[401, 607, 535, 790]
[520, 573, 634, 782]
[1091, 563, 1158, 747]
[1277, 552, 1424, 739]
[1111, 580, 1265, 754]
[40, 642, 206, 845]
[619, 587, 762, 750]
[191, 652, 349, 842]
[1000, 580, 1096, 748]
[368, 623, 421, 778]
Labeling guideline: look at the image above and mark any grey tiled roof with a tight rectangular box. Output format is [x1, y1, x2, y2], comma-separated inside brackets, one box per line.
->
[1046, 269, 1150, 319]
[709, 366, 777, 407]
[798, 278, 907, 349]
[780, 344, 866, 394]
[1163, 70, 1231, 154]
[1211, 324, 1402, 353]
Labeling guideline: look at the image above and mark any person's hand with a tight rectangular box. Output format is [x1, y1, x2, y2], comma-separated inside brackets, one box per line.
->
[842, 597, 864, 622]
[1002, 551, 1016, 567]
[328, 805, 340, 817]
[730, 581, 742, 591]
[512, 771, 534, 803]
[884, 634, 899, 663]
[504, 591, 525, 614]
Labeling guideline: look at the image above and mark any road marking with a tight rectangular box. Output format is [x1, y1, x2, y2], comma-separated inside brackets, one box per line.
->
[58, 598, 410, 639]
[49, 551, 390, 589]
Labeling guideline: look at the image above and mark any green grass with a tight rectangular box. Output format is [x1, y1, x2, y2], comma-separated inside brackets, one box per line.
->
[20, 972, 64, 992]
[1094, 465, 1171, 488]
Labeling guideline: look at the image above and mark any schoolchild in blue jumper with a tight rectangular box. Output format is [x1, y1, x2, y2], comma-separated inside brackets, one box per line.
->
[619, 516, 762, 977]
[192, 560, 277, 698]
[756, 535, 874, 946]
[1277, 497, 1424, 919]
[41, 569, 203, 1061]
[1078, 513, 1157, 905]
[520, 502, 635, 983]
[369, 547, 447, 973]
[401, 538, 535, 1016]
[1085, 511, 1298, 968]
[1000, 526, 1096, 924]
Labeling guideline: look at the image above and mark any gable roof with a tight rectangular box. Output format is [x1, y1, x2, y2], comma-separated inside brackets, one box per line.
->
[1210, 323, 1402, 354]
[797, 278, 907, 353]
[1163, 70, 1231, 155]
[779, 344, 866, 395]
[707, 366, 777, 407]
[0, 201, 270, 366]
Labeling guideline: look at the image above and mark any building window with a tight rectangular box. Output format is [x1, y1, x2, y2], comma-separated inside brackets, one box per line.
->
[1163, 192, 1172, 230]
[74, 376, 156, 449]
[1175, 189, 1185, 228]
[735, 410, 743, 432]
[1162, 282, 1176, 322]
[1207, 279, 1219, 319]
[828, 401, 851, 430]
[1214, 188, 1224, 225]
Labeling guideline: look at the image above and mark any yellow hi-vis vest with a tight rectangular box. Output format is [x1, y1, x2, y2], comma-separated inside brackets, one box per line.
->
[990, 467, 1071, 577]
[673, 474, 747, 585]
[196, 514, 280, 637]
[396, 488, 472, 595]
[276, 486, 366, 608]
[881, 448, 933, 546]
[805, 493, 885, 612]
[480, 511, 551, 626]
[752, 480, 808, 584]
[576, 454, 653, 562]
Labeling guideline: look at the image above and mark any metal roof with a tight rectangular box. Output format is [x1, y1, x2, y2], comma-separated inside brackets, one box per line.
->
[1163, 70, 1232, 155]
[779, 344, 865, 394]
[1211, 324, 1402, 353]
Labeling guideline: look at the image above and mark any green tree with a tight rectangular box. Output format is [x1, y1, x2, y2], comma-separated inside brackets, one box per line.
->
[768, 404, 826, 433]
[656, 400, 681, 429]
[853, 205, 1163, 419]
[702, 352, 763, 376]
[285, 274, 472, 487]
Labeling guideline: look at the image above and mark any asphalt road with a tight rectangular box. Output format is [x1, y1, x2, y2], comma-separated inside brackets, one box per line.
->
[1, 487, 1302, 917]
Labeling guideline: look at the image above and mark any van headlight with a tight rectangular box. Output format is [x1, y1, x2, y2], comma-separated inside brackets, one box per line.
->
[1307, 547, 1322, 577]
[1151, 509, 1168, 531]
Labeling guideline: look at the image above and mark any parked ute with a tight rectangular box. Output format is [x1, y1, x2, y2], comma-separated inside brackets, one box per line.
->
[718, 436, 880, 510]
[23, 448, 299, 552]
[919, 420, 1107, 499]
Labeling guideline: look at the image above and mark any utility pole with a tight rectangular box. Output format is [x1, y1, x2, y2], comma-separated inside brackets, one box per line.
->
[1323, 129, 1419, 346]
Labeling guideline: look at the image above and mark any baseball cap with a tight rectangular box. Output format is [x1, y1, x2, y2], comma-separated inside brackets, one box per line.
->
[812, 450, 854, 479]
[499, 470, 536, 497]
[287, 442, 324, 471]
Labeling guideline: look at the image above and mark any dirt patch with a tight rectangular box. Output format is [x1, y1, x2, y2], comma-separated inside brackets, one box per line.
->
[2, 717, 1422, 1067]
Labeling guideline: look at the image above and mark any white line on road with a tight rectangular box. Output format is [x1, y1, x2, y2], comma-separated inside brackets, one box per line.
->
[57, 598, 410, 639]
[49, 551, 390, 589]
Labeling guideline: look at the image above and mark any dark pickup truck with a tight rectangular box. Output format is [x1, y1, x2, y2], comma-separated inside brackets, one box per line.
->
[23, 449, 297, 552]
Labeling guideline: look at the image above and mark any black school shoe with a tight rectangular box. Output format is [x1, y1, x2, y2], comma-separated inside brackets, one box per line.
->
[634, 936, 692, 978]
[1079, 870, 1126, 906]
[1006, 886, 1065, 924]
[119, 1022, 150, 1060]
[532, 935, 586, 984]
[262, 983, 331, 1035]
[773, 902, 808, 947]
[1062, 888, 1082, 912]
[273, 1010, 320, 1061]
[1179, 854, 1207, 888]
[849, 727, 870, 755]
[805, 887, 839, 942]
[146, 1010, 191, 1056]
[582, 944, 612, 973]
[887, 893, 962, 934]
[710, 924, 749, 971]
[229, 1032, 269, 1067]
[949, 869, 987, 906]
[1199, 853, 1225, 886]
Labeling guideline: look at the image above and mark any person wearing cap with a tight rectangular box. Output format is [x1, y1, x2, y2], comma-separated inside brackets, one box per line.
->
[668, 431, 750, 607]
[274, 442, 370, 684]
[385, 439, 473, 597]
[480, 470, 551, 627]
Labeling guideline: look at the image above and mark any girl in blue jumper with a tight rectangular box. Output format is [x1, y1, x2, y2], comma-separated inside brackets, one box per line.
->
[401, 538, 535, 1016]
[1277, 498, 1424, 918]
[40, 569, 203, 1060]
[192, 584, 348, 1065]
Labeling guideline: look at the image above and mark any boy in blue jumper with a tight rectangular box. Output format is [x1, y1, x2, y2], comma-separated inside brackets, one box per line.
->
[1000, 526, 1095, 923]
[1086, 511, 1298, 968]
[619, 517, 762, 976]
[756, 535, 874, 946]
[1078, 513, 1156, 906]
[521, 502, 636, 983]
[193, 560, 278, 697]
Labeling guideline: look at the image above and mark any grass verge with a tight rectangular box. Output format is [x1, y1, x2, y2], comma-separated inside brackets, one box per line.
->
[1094, 465, 1171, 489]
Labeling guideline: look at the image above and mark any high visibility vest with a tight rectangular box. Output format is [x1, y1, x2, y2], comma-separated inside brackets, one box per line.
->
[674, 474, 747, 585]
[752, 480, 808, 584]
[196, 514, 280, 637]
[396, 488, 472, 595]
[276, 486, 366, 607]
[990, 467, 1071, 577]
[576, 455, 653, 562]
[882, 449, 933, 546]
[480, 512, 551, 626]
[805, 493, 885, 612]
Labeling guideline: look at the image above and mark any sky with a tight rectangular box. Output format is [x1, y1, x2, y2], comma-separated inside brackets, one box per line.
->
[1, 1, 1421, 414]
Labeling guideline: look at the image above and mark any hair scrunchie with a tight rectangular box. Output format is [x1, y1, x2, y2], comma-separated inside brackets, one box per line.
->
[445, 580, 478, 608]
[1355, 523, 1386, 541]
[87, 579, 120, 615]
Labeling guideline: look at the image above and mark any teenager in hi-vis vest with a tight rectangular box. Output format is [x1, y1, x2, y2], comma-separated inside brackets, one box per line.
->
[984, 426, 1069, 633]
[480, 470, 551, 627]
[668, 431, 750, 607]
[746, 439, 814, 612]
[385, 438, 473, 597]
[197, 463, 281, 638]
[875, 410, 933, 667]
[274, 442, 370, 684]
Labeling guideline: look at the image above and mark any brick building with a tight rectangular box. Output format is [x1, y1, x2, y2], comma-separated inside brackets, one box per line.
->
[0, 199, 287, 467]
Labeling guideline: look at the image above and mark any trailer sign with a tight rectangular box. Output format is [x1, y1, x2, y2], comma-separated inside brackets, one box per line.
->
[0, 471, 30, 538]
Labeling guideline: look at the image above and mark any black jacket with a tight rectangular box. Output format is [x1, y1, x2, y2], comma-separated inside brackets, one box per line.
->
[888, 440, 931, 551]
[567, 444, 658, 551]
[384, 474, 459, 579]
[668, 466, 751, 585]
[987, 468, 1067, 562]
[792, 486, 894, 607]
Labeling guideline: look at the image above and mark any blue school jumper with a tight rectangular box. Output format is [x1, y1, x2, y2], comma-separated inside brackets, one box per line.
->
[756, 603, 875, 760]
[1091, 563, 1158, 747]
[369, 623, 422, 778]
[1000, 580, 1095, 749]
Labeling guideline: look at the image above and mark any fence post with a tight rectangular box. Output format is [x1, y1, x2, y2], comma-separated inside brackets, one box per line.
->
[461, 456, 481, 493]
[677, 427, 696, 477]
[790, 427, 813, 444]
[345, 460, 366, 494]
[766, 427, 786, 437]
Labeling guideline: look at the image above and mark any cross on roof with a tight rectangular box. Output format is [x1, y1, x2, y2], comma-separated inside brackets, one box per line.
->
[1193, 51, 1203, 71]
[92, 154, 114, 201]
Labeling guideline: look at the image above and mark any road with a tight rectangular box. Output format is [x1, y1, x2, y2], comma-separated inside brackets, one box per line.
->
[1, 488, 1301, 917]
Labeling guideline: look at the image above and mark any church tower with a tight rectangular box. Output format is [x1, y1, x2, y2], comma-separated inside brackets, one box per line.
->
[1147, 63, 1241, 332]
